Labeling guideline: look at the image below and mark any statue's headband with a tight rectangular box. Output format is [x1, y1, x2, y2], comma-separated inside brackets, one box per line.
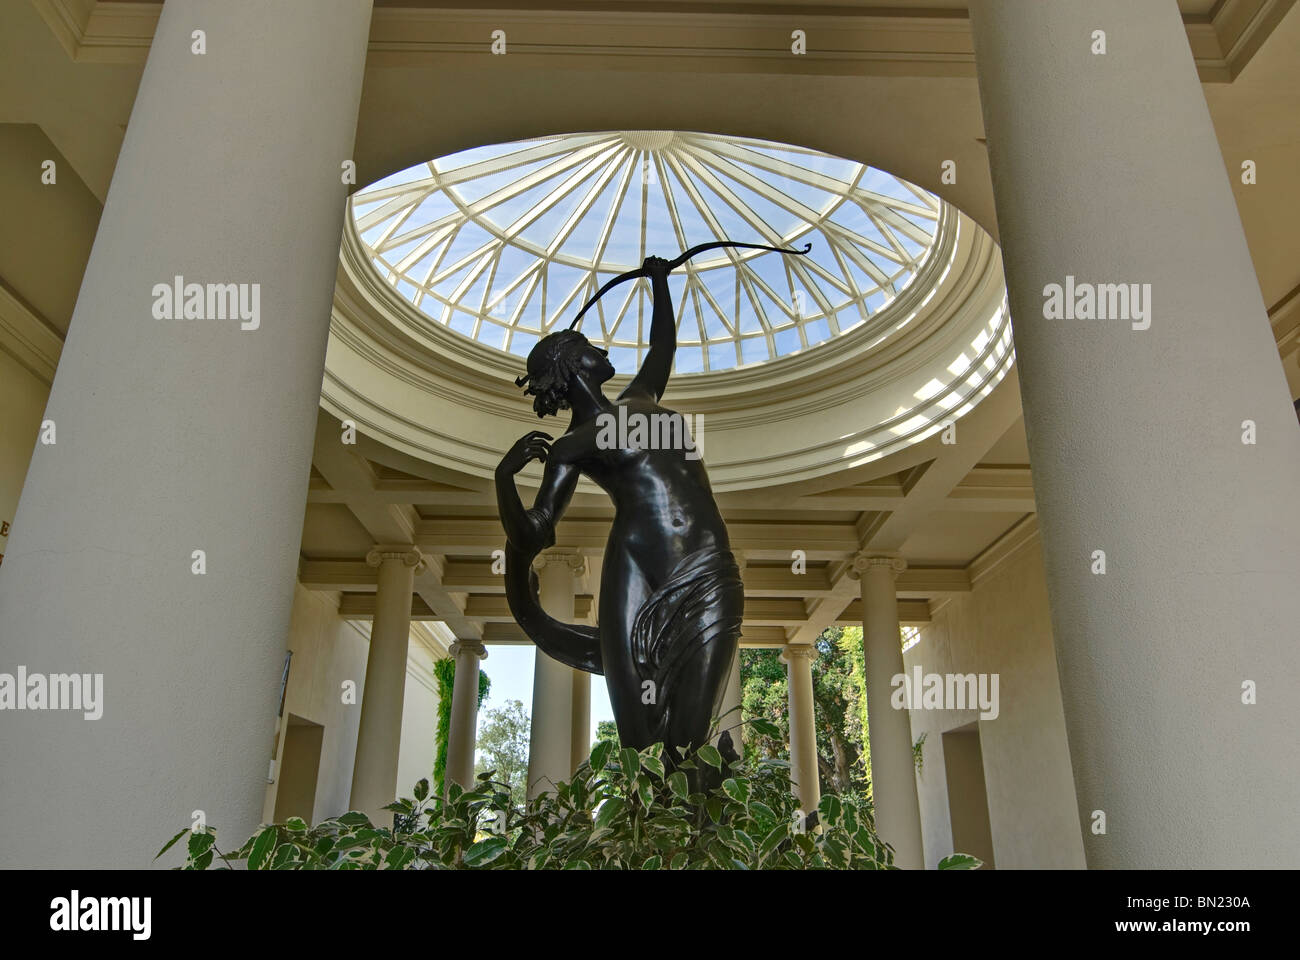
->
[514, 329, 590, 390]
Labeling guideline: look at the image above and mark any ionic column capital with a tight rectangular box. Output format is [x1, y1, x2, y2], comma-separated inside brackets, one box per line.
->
[449, 640, 487, 661]
[848, 553, 907, 581]
[366, 544, 427, 574]
[780, 643, 818, 664]
[531, 549, 586, 575]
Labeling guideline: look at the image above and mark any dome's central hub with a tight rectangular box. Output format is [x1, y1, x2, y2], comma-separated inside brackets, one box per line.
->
[621, 130, 675, 151]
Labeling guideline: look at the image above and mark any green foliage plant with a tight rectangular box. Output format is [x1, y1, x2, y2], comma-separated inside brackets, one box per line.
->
[159, 731, 982, 871]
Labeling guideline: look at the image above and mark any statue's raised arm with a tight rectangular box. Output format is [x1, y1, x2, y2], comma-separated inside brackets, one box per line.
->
[621, 255, 677, 402]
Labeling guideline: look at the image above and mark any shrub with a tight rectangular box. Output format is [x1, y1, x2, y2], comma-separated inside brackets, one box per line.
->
[158, 737, 982, 871]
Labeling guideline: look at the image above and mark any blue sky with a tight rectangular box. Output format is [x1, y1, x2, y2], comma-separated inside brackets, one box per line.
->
[474, 645, 616, 755]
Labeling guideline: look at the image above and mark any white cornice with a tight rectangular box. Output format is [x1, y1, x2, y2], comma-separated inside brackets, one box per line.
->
[32, 0, 1287, 82]
[0, 283, 63, 385]
[30, 0, 92, 60]
[967, 513, 1039, 588]
[1208, 0, 1297, 81]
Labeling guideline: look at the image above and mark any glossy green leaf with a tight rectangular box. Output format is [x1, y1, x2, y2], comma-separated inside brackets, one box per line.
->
[697, 744, 723, 769]
[818, 795, 843, 826]
[187, 829, 215, 860]
[269, 843, 295, 869]
[248, 827, 277, 871]
[667, 771, 689, 800]
[155, 828, 189, 861]
[463, 836, 509, 867]
[722, 778, 750, 803]
[758, 824, 787, 863]
[594, 796, 626, 830]
[748, 717, 781, 738]
[618, 747, 640, 779]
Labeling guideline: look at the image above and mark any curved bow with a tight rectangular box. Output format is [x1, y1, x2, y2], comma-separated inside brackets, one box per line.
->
[566, 240, 812, 331]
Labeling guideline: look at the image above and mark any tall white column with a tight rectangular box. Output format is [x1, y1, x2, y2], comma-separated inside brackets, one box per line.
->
[0, 0, 373, 868]
[781, 644, 820, 819]
[852, 554, 923, 868]
[445, 640, 487, 794]
[714, 646, 744, 758]
[571, 550, 600, 771]
[527, 550, 583, 799]
[970, 0, 1300, 867]
[350, 546, 424, 823]
[570, 669, 591, 774]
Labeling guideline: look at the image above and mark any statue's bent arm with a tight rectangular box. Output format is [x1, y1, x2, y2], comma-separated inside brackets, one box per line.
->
[503, 542, 603, 674]
[500, 437, 603, 674]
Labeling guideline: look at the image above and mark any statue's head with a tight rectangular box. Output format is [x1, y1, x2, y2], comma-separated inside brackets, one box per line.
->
[514, 329, 615, 418]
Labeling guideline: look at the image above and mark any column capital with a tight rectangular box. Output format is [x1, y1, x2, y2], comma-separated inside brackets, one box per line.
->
[449, 640, 487, 660]
[531, 548, 586, 575]
[780, 643, 818, 664]
[366, 544, 427, 574]
[848, 553, 907, 581]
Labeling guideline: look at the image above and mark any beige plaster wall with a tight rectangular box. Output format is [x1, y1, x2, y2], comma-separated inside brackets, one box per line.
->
[263, 585, 369, 825]
[261, 584, 442, 825]
[395, 646, 440, 801]
[904, 538, 1086, 869]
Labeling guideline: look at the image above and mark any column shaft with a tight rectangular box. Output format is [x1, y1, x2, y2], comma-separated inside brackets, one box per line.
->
[714, 646, 743, 757]
[350, 548, 421, 822]
[858, 558, 924, 868]
[445, 641, 487, 793]
[971, 0, 1300, 867]
[527, 551, 582, 798]
[0, 0, 373, 867]
[570, 669, 590, 774]
[783, 645, 820, 819]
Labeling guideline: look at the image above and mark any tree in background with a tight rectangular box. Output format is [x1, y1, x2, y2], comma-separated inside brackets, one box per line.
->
[840, 626, 871, 787]
[475, 698, 531, 809]
[816, 626, 870, 797]
[595, 719, 619, 753]
[740, 648, 789, 766]
[740, 626, 871, 799]
[432, 658, 490, 799]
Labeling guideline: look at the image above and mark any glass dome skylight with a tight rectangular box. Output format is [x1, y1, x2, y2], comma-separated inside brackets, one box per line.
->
[350, 131, 942, 374]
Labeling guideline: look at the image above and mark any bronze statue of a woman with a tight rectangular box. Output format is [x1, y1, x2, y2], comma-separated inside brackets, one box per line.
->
[496, 241, 809, 767]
